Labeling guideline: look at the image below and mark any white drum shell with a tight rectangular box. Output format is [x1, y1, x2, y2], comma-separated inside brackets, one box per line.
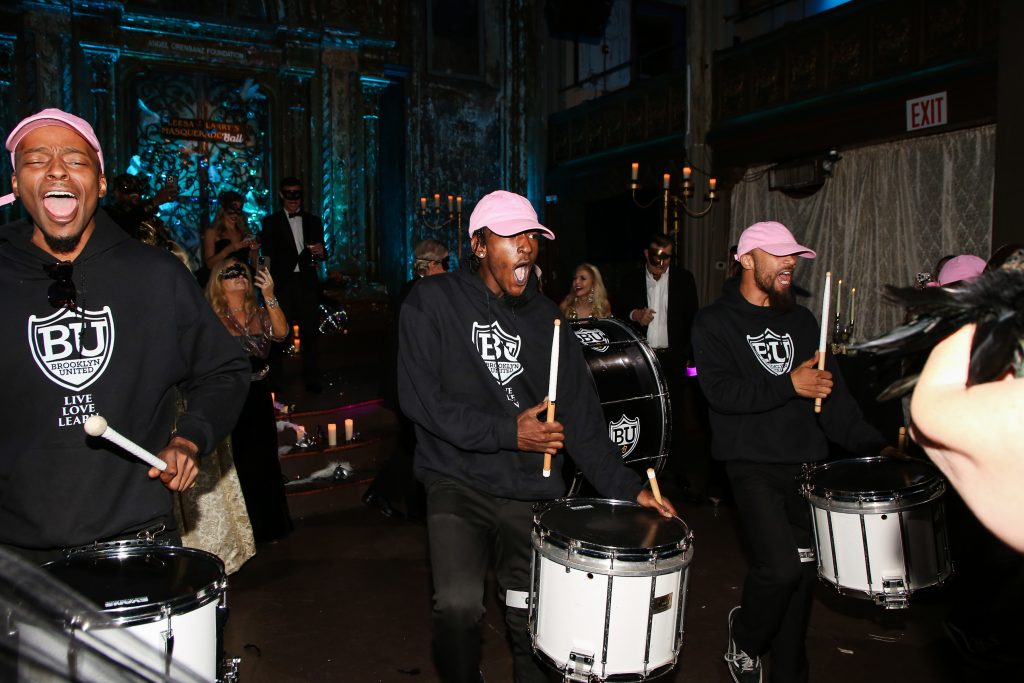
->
[113, 598, 221, 681]
[529, 498, 694, 682]
[803, 458, 952, 605]
[533, 552, 688, 680]
[809, 499, 951, 597]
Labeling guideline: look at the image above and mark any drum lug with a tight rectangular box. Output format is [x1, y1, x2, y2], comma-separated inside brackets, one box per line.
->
[565, 650, 595, 681]
[878, 577, 909, 610]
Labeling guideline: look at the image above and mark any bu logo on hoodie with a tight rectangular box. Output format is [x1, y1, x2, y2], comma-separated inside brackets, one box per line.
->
[472, 321, 523, 385]
[28, 306, 115, 391]
[746, 328, 794, 376]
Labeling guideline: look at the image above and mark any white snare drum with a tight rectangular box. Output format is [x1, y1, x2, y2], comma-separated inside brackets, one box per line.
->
[801, 457, 952, 609]
[43, 543, 228, 681]
[530, 498, 693, 681]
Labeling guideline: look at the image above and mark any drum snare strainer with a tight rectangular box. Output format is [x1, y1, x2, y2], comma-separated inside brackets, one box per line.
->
[800, 456, 952, 609]
[530, 498, 694, 681]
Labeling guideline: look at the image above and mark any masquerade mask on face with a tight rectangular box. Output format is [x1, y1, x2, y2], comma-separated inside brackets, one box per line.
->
[281, 189, 302, 200]
[647, 248, 673, 267]
[219, 263, 249, 280]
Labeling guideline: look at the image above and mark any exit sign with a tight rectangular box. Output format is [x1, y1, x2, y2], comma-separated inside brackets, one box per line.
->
[906, 92, 948, 131]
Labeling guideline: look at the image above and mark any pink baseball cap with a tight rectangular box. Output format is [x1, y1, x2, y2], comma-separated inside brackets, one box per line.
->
[735, 221, 816, 260]
[468, 190, 555, 241]
[937, 254, 986, 286]
[2, 108, 105, 207]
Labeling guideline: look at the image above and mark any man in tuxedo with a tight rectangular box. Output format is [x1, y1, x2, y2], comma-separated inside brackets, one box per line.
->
[620, 232, 702, 494]
[260, 177, 326, 392]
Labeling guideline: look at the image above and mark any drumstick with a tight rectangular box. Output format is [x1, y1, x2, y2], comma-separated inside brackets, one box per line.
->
[84, 415, 167, 472]
[647, 467, 664, 506]
[543, 320, 560, 478]
[815, 271, 832, 414]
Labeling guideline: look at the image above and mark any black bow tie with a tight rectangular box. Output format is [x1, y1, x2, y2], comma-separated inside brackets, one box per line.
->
[288, 212, 301, 219]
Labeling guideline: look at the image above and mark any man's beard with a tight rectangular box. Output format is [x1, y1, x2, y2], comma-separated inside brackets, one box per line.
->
[755, 265, 795, 312]
[42, 230, 85, 255]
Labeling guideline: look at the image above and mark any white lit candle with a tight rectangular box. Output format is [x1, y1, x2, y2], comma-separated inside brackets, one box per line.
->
[850, 287, 857, 326]
[456, 195, 463, 212]
[708, 177, 717, 191]
[293, 338, 301, 353]
[419, 196, 427, 213]
[630, 162, 639, 181]
[328, 423, 337, 446]
[292, 323, 300, 338]
[344, 418, 354, 442]
[662, 173, 670, 189]
[682, 166, 692, 180]
[447, 195, 453, 212]
[835, 279, 843, 320]
[433, 193, 440, 209]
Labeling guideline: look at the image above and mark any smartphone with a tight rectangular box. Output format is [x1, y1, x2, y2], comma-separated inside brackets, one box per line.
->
[258, 255, 270, 270]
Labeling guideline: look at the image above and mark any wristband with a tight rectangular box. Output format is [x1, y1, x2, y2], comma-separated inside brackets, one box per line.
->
[265, 297, 279, 308]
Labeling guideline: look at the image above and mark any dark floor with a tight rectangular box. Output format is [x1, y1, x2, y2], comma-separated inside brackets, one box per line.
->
[220, 307, 1016, 683]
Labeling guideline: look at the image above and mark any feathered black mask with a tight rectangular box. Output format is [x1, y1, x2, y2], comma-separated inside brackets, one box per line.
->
[849, 249, 1024, 400]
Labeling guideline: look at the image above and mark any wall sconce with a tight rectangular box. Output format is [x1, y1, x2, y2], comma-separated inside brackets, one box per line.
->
[417, 192, 463, 259]
[630, 163, 717, 241]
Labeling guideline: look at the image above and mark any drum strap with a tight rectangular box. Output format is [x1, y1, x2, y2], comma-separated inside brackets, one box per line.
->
[505, 590, 529, 609]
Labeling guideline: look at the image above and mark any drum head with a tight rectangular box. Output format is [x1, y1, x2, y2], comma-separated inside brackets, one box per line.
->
[804, 456, 943, 504]
[535, 498, 690, 561]
[43, 545, 225, 625]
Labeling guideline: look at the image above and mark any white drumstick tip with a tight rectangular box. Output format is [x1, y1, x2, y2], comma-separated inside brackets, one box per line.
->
[84, 415, 108, 437]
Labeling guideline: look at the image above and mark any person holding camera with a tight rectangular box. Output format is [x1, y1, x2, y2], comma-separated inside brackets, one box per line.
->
[260, 177, 326, 393]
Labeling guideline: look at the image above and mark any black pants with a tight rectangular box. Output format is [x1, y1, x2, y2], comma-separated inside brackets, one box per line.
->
[426, 478, 549, 683]
[273, 272, 321, 385]
[726, 461, 816, 683]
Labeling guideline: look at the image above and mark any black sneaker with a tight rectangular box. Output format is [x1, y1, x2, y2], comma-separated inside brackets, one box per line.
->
[724, 606, 763, 683]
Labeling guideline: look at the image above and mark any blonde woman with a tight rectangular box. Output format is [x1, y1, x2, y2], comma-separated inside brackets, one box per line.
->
[560, 262, 611, 319]
[206, 258, 292, 542]
[203, 190, 258, 271]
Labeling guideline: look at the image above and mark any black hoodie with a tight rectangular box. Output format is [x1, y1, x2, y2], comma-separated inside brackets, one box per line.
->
[398, 268, 643, 502]
[0, 209, 250, 549]
[692, 278, 886, 464]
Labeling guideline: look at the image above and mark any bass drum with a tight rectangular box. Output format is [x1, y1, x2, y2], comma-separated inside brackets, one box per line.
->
[566, 317, 671, 496]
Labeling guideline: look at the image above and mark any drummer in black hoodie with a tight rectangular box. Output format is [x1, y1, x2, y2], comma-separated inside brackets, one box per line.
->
[398, 190, 675, 683]
[0, 109, 249, 563]
[692, 221, 890, 683]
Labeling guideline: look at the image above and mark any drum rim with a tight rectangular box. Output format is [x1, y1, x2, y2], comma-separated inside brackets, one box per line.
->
[43, 544, 227, 626]
[801, 456, 945, 505]
[533, 497, 693, 559]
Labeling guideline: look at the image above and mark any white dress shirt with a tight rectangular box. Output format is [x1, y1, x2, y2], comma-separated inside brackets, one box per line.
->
[645, 266, 670, 349]
[288, 213, 303, 272]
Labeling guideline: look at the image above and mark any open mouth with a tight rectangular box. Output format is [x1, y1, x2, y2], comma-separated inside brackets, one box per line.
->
[513, 263, 530, 285]
[43, 191, 79, 222]
[777, 269, 793, 286]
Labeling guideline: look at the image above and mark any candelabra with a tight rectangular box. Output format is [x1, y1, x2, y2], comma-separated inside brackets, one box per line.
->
[629, 163, 718, 244]
[418, 192, 464, 260]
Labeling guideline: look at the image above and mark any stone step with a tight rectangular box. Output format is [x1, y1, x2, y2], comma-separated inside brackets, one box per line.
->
[277, 399, 400, 519]
[286, 476, 375, 520]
